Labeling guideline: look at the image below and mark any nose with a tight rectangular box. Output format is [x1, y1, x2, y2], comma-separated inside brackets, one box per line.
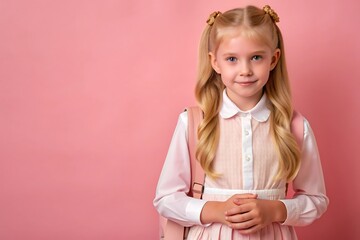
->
[239, 61, 253, 76]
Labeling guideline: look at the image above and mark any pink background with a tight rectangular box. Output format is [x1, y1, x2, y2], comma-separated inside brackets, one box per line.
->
[0, 0, 359, 239]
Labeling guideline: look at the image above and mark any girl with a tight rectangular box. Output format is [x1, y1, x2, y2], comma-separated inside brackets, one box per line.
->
[154, 5, 328, 239]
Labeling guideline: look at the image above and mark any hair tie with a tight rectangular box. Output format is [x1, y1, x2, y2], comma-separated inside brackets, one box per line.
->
[263, 5, 280, 23]
[206, 11, 222, 26]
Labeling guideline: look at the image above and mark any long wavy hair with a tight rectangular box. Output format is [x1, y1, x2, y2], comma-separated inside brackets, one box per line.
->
[195, 6, 301, 181]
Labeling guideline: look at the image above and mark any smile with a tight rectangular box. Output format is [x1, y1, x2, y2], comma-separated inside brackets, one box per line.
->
[236, 80, 258, 86]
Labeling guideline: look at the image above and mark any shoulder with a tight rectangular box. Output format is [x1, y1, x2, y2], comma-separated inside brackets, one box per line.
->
[292, 110, 311, 135]
[180, 106, 202, 127]
[179, 110, 188, 126]
[296, 114, 319, 150]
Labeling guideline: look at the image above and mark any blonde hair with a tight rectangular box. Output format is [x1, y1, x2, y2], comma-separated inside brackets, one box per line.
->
[195, 6, 301, 181]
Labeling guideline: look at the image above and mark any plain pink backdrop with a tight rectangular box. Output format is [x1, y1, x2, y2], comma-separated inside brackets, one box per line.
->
[0, 0, 359, 239]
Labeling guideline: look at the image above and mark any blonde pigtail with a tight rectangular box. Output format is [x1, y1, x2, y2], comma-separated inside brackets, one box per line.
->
[194, 23, 224, 178]
[266, 27, 301, 181]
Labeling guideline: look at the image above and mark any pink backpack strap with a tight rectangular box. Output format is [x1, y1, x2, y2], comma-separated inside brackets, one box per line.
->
[291, 111, 304, 149]
[186, 106, 205, 199]
[286, 111, 304, 197]
[163, 107, 204, 240]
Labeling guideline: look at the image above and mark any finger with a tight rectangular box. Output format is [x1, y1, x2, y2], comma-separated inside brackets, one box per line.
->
[233, 198, 256, 206]
[229, 218, 257, 230]
[225, 211, 253, 224]
[225, 204, 253, 216]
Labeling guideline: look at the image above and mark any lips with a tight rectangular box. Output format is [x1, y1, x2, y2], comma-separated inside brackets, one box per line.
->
[236, 80, 258, 85]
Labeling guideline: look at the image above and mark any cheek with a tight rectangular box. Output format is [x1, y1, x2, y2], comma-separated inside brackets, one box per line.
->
[261, 72, 271, 84]
[221, 71, 236, 82]
[222, 66, 237, 76]
[219, 70, 235, 83]
[259, 65, 271, 77]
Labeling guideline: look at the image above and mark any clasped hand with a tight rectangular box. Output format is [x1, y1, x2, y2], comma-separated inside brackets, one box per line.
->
[222, 194, 286, 234]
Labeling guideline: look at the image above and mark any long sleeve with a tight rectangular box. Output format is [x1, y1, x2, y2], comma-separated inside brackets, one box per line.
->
[280, 119, 329, 226]
[153, 112, 207, 227]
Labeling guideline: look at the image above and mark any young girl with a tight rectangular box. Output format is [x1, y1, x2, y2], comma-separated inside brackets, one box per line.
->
[154, 5, 328, 239]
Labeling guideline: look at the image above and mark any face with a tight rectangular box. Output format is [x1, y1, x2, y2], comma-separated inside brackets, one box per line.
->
[210, 33, 280, 110]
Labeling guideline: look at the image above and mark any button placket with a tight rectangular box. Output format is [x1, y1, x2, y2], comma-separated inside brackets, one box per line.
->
[241, 115, 253, 190]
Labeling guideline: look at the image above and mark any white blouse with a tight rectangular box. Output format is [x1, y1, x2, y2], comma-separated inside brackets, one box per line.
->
[153, 91, 329, 227]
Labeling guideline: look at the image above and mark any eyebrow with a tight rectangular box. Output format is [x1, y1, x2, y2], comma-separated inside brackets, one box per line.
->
[251, 50, 267, 55]
[222, 50, 268, 56]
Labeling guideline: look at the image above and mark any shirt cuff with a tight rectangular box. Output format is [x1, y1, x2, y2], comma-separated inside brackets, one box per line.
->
[185, 198, 209, 226]
[279, 199, 300, 226]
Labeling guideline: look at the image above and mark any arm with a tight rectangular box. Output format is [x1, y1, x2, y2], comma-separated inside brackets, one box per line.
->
[153, 112, 207, 227]
[153, 112, 257, 227]
[280, 118, 329, 226]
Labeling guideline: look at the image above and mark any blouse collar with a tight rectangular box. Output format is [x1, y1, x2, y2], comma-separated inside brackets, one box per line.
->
[220, 89, 271, 122]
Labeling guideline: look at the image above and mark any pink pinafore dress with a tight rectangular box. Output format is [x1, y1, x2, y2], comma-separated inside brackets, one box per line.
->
[187, 114, 298, 240]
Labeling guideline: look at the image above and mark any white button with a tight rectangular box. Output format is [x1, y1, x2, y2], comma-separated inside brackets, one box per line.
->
[246, 156, 251, 161]
[245, 130, 249, 136]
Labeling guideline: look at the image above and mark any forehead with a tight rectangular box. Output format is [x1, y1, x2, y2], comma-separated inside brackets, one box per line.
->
[217, 31, 272, 55]
[214, 26, 273, 53]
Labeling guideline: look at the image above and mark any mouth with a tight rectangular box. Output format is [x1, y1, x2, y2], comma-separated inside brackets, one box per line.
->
[236, 80, 258, 86]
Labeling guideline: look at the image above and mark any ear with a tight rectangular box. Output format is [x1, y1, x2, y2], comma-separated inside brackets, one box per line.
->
[270, 48, 281, 70]
[209, 52, 221, 74]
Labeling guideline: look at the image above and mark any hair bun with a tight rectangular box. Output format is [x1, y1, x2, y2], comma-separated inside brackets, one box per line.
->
[206, 11, 222, 26]
[263, 5, 280, 23]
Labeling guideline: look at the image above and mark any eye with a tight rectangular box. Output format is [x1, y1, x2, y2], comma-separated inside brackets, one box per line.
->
[226, 57, 237, 62]
[251, 55, 262, 61]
